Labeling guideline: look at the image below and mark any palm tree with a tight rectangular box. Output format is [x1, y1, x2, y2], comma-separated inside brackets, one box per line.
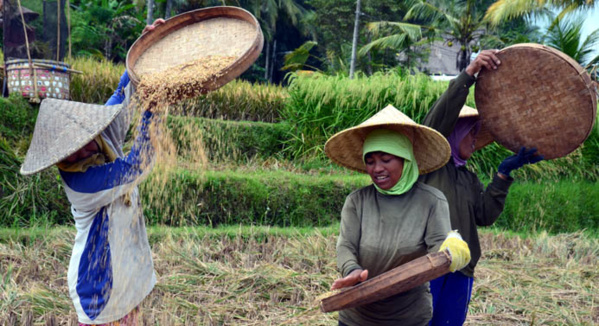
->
[358, 21, 425, 71]
[544, 14, 599, 66]
[485, 0, 597, 27]
[404, 0, 487, 72]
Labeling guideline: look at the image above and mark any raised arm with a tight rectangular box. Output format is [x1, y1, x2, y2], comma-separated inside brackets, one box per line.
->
[422, 50, 501, 137]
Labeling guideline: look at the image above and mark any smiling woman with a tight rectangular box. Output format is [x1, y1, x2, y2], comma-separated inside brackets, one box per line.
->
[323, 105, 472, 326]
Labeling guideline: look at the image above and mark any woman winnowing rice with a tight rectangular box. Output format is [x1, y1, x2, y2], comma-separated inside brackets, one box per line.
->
[324, 105, 472, 326]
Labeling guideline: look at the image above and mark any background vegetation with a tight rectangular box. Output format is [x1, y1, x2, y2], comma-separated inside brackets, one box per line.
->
[1, 60, 598, 233]
[11, 0, 598, 83]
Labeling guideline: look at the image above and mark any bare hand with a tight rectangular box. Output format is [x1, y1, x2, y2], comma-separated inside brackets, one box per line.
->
[465, 49, 501, 76]
[142, 18, 166, 34]
[331, 269, 368, 290]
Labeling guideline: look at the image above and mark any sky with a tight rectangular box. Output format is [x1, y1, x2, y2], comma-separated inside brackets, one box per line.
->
[582, 7, 599, 58]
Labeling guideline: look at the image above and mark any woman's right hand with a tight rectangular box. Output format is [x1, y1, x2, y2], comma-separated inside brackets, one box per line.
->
[331, 269, 368, 290]
[465, 49, 501, 76]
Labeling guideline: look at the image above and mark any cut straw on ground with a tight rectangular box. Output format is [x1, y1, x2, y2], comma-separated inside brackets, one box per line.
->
[1, 227, 597, 325]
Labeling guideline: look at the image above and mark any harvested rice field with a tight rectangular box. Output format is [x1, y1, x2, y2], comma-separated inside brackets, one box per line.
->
[0, 227, 597, 325]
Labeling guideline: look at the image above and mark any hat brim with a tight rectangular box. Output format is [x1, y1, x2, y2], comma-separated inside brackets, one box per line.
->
[325, 107, 450, 174]
[459, 105, 494, 151]
[20, 99, 124, 175]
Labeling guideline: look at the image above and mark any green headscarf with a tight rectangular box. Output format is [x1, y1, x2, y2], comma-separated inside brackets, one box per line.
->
[362, 129, 419, 195]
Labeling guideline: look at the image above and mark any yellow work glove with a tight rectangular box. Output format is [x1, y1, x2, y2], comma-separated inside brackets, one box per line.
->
[439, 230, 471, 272]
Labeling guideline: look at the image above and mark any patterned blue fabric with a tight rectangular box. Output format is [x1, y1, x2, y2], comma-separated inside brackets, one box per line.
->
[77, 207, 112, 320]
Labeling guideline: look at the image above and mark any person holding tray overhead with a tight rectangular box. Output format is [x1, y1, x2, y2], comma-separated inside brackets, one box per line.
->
[19, 20, 164, 326]
[325, 105, 472, 326]
[419, 49, 544, 326]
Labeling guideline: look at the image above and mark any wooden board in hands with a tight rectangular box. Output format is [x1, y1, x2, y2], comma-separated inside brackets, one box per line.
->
[320, 250, 451, 313]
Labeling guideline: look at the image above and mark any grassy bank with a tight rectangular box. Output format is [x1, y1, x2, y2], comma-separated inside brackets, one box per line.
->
[0, 226, 597, 325]
[4, 164, 599, 233]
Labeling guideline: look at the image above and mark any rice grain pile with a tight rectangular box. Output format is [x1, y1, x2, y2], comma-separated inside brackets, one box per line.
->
[138, 55, 237, 107]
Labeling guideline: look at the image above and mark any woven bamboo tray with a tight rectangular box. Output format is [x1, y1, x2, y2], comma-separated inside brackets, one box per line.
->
[474, 43, 597, 160]
[126, 6, 263, 100]
[320, 251, 451, 313]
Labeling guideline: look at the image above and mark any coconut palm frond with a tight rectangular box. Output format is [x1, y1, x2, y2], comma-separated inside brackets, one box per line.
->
[279, 0, 307, 26]
[358, 34, 411, 57]
[366, 21, 423, 40]
[545, 14, 599, 65]
[578, 29, 599, 64]
[404, 0, 445, 23]
[283, 41, 317, 68]
[484, 0, 549, 27]
[545, 17, 583, 60]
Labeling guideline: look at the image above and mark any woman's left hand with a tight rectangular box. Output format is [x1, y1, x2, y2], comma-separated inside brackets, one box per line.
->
[331, 269, 368, 290]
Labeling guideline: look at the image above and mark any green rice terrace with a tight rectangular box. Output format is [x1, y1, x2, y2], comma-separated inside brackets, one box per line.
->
[1, 57, 598, 325]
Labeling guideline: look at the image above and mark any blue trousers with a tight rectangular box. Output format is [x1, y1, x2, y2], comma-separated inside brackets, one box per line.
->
[429, 272, 474, 326]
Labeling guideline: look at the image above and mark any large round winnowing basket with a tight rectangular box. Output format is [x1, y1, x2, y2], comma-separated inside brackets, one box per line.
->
[126, 6, 263, 100]
[474, 43, 597, 160]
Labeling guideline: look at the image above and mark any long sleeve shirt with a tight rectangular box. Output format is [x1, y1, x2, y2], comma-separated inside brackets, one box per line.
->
[60, 73, 156, 324]
[337, 183, 451, 326]
[419, 72, 513, 278]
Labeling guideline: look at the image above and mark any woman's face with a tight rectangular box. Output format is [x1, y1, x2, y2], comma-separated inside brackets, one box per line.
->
[458, 127, 477, 161]
[365, 151, 404, 190]
[62, 140, 100, 164]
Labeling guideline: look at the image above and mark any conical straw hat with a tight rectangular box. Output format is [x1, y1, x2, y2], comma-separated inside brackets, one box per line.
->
[325, 105, 451, 174]
[459, 105, 494, 150]
[20, 99, 124, 175]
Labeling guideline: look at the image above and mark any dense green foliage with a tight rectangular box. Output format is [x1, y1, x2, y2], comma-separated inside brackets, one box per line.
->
[499, 180, 599, 233]
[0, 95, 70, 227]
[281, 69, 449, 158]
[1, 69, 598, 233]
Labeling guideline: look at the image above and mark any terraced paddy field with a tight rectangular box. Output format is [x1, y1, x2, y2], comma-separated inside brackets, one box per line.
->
[1, 227, 597, 325]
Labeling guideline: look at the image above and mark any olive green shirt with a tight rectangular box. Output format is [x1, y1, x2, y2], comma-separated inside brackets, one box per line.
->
[419, 72, 513, 278]
[337, 183, 451, 326]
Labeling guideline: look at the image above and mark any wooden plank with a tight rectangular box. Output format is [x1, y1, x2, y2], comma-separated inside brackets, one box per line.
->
[320, 250, 451, 313]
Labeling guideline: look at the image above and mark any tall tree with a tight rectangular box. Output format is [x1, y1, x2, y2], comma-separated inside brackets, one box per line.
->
[405, 0, 488, 72]
[349, 0, 361, 79]
[146, 0, 154, 25]
[70, 0, 141, 60]
[479, 16, 543, 49]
